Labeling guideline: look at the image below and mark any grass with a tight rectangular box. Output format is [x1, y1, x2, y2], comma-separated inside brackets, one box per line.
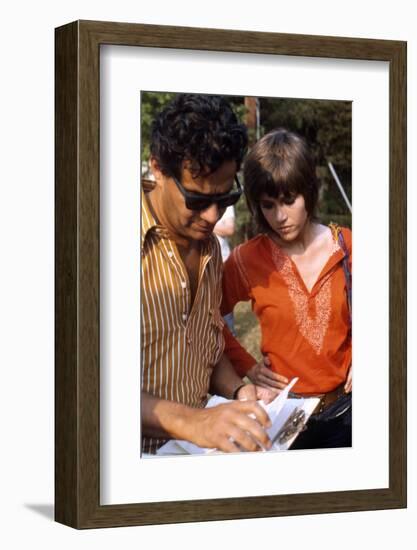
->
[233, 301, 262, 362]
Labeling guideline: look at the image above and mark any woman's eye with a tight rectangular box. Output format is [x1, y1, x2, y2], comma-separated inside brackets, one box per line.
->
[260, 202, 274, 210]
[283, 196, 296, 205]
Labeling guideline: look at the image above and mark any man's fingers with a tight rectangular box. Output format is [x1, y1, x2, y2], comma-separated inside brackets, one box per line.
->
[231, 415, 272, 450]
[236, 401, 271, 429]
[216, 435, 241, 453]
[204, 402, 273, 452]
[226, 426, 260, 452]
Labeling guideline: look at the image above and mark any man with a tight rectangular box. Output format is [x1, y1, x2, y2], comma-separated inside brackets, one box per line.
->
[141, 94, 272, 454]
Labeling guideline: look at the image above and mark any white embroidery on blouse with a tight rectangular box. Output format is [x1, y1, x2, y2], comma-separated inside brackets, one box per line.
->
[270, 240, 340, 355]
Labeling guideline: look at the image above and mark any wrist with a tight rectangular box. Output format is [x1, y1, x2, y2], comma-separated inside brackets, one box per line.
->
[165, 402, 198, 442]
[178, 406, 207, 447]
[232, 382, 246, 400]
[246, 363, 258, 382]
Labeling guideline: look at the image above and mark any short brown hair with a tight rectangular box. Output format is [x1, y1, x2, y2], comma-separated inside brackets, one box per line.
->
[243, 128, 319, 232]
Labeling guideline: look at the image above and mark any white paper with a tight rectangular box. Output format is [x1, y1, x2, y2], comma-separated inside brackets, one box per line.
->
[157, 378, 319, 456]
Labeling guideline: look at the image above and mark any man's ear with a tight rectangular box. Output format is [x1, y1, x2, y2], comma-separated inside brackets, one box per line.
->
[149, 157, 164, 185]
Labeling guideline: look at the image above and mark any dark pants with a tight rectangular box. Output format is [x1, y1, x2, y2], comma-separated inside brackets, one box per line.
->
[290, 408, 352, 450]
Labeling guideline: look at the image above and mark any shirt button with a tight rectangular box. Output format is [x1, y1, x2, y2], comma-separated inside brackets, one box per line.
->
[187, 336, 192, 345]
[209, 309, 214, 316]
[181, 281, 187, 289]
[182, 313, 187, 322]
[167, 251, 174, 258]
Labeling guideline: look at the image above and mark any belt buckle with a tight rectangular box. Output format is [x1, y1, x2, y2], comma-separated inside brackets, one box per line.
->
[316, 385, 345, 415]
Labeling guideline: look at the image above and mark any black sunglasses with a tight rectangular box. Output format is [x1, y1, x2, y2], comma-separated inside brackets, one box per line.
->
[171, 174, 243, 211]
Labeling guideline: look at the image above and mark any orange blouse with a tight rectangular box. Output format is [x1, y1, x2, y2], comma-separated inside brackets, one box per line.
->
[221, 227, 352, 394]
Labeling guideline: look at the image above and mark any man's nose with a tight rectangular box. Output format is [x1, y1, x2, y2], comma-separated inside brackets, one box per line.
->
[199, 203, 221, 225]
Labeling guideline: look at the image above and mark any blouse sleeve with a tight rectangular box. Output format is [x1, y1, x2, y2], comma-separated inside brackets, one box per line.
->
[222, 324, 258, 377]
[221, 246, 251, 315]
[221, 246, 258, 377]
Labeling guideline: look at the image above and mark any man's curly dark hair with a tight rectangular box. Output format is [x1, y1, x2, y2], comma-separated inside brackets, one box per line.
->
[150, 94, 248, 181]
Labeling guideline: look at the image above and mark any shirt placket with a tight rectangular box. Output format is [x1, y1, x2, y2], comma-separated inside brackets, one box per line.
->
[158, 238, 191, 328]
[157, 237, 214, 349]
[186, 247, 213, 350]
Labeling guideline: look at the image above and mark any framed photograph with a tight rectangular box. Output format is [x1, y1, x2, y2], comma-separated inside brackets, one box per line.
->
[55, 20, 406, 528]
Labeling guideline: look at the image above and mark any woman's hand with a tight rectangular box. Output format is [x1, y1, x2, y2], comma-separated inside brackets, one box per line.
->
[235, 382, 277, 405]
[344, 366, 352, 393]
[246, 356, 289, 393]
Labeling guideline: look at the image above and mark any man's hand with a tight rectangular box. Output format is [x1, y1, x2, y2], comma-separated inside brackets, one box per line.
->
[344, 366, 352, 393]
[247, 356, 288, 393]
[187, 400, 272, 453]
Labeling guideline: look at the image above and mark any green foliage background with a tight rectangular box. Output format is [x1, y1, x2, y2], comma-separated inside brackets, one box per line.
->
[141, 92, 352, 247]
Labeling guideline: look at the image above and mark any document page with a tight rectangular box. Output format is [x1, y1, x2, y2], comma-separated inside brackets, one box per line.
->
[157, 378, 319, 456]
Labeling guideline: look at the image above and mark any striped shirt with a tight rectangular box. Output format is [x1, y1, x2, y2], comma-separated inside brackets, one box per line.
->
[141, 189, 225, 454]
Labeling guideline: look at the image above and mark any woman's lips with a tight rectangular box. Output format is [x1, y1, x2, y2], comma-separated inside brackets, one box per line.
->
[277, 225, 293, 233]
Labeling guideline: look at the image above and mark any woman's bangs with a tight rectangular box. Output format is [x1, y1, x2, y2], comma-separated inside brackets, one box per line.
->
[255, 172, 303, 201]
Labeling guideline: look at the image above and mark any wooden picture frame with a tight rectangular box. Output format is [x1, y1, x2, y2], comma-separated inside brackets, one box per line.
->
[55, 19, 406, 529]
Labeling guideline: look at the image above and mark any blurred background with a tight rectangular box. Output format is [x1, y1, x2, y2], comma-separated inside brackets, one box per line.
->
[141, 92, 352, 360]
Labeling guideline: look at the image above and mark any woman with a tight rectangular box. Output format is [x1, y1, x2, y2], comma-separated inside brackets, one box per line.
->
[221, 128, 352, 449]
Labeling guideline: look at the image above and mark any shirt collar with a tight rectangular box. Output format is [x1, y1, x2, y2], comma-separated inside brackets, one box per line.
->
[141, 188, 165, 250]
[141, 187, 218, 260]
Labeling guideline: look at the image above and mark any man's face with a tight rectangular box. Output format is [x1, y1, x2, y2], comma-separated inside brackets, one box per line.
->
[152, 159, 238, 242]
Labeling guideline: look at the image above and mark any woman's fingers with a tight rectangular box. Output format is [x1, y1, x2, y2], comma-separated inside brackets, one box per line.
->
[255, 385, 280, 404]
[344, 366, 352, 393]
[258, 365, 288, 388]
[263, 355, 271, 367]
[247, 360, 289, 390]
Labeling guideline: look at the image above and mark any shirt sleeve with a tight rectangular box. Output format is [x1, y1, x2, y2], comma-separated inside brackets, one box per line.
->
[221, 246, 258, 377]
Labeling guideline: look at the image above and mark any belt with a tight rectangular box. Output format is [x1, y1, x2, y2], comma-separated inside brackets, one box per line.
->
[289, 383, 346, 415]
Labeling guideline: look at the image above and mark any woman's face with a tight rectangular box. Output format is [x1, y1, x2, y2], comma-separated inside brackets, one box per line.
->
[259, 192, 309, 242]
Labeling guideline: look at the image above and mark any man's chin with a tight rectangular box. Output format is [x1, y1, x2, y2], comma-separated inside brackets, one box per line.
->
[194, 232, 213, 242]
[191, 227, 214, 240]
